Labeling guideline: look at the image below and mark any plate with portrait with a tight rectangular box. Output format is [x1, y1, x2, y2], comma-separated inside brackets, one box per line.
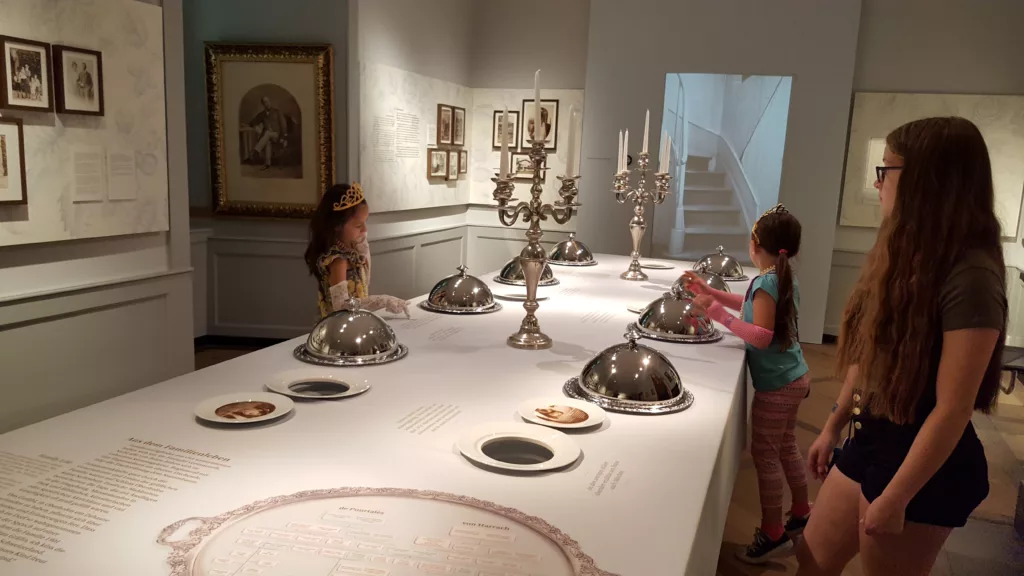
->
[517, 397, 607, 430]
[195, 392, 294, 425]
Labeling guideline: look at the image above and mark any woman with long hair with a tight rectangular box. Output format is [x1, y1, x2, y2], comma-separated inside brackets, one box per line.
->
[797, 117, 1006, 575]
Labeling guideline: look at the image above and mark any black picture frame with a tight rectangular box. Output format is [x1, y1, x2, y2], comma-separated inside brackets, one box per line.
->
[452, 106, 466, 146]
[520, 99, 559, 150]
[52, 44, 104, 116]
[492, 110, 520, 149]
[0, 35, 54, 112]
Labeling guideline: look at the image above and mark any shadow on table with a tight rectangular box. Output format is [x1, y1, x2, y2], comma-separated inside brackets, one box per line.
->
[534, 341, 599, 377]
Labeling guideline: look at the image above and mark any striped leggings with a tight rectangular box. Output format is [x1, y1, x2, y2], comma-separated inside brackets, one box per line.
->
[751, 374, 810, 512]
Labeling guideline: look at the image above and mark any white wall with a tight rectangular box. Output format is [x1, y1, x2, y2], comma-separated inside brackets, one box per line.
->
[681, 74, 726, 137]
[736, 77, 792, 216]
[578, 0, 862, 345]
[825, 0, 1024, 334]
[0, 0, 194, 433]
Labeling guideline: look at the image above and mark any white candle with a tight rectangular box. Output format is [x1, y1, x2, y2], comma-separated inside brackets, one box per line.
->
[642, 109, 650, 154]
[618, 131, 626, 171]
[499, 107, 509, 178]
[617, 130, 623, 172]
[533, 69, 542, 143]
[564, 106, 576, 177]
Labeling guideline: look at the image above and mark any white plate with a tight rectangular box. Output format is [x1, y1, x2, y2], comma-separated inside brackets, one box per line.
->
[493, 293, 550, 302]
[456, 422, 581, 472]
[627, 302, 649, 314]
[640, 260, 675, 270]
[267, 370, 371, 400]
[194, 392, 294, 424]
[517, 397, 607, 429]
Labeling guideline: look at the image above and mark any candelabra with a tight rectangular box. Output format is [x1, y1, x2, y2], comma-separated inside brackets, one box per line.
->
[613, 152, 671, 281]
[492, 138, 580, 350]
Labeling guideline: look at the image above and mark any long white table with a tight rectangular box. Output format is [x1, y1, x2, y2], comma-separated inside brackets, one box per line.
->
[0, 254, 752, 576]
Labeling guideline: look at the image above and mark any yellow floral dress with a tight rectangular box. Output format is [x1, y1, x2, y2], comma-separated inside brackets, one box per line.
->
[315, 243, 370, 318]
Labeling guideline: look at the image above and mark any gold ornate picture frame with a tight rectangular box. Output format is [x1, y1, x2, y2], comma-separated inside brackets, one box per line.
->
[205, 43, 335, 218]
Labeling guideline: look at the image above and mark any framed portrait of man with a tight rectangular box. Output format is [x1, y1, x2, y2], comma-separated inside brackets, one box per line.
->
[492, 110, 520, 149]
[437, 104, 453, 145]
[452, 106, 466, 146]
[205, 43, 335, 217]
[520, 99, 558, 150]
[0, 117, 27, 205]
[0, 35, 53, 112]
[52, 44, 103, 115]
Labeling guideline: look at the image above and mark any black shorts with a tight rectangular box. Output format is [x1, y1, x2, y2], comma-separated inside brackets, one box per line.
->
[834, 417, 989, 528]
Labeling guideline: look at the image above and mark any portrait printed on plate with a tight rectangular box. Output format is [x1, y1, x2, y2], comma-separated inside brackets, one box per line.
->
[521, 99, 559, 150]
[206, 43, 335, 217]
[1, 36, 53, 112]
[492, 110, 520, 149]
[52, 45, 103, 115]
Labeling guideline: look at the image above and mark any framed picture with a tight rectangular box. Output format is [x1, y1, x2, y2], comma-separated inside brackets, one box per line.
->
[0, 117, 27, 205]
[205, 43, 335, 218]
[0, 35, 53, 112]
[452, 106, 466, 146]
[446, 150, 459, 181]
[520, 99, 559, 150]
[52, 44, 103, 115]
[458, 150, 468, 174]
[427, 149, 447, 179]
[492, 110, 520, 149]
[511, 152, 545, 181]
[437, 104, 453, 145]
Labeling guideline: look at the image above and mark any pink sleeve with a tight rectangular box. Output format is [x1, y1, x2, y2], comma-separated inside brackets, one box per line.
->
[706, 301, 774, 349]
[711, 289, 744, 311]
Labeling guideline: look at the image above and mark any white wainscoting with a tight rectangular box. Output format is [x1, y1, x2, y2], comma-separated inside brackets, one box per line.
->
[826, 250, 1024, 347]
[0, 272, 194, 434]
[193, 216, 576, 340]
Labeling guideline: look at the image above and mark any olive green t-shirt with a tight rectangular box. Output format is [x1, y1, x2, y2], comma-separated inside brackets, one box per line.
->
[920, 250, 1007, 419]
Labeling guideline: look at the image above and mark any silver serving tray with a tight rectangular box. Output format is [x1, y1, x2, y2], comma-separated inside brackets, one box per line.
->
[417, 300, 503, 315]
[630, 322, 724, 345]
[548, 259, 598, 267]
[293, 343, 409, 367]
[564, 376, 695, 415]
[493, 275, 561, 287]
[158, 487, 618, 576]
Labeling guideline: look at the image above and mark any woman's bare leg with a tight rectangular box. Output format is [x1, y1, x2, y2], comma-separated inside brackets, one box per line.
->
[795, 469, 862, 575]
[858, 495, 951, 576]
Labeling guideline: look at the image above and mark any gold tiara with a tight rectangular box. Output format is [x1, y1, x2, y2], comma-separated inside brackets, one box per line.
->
[332, 183, 364, 211]
[752, 203, 788, 242]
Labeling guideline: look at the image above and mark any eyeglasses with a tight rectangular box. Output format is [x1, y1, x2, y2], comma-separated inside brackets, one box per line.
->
[875, 166, 903, 183]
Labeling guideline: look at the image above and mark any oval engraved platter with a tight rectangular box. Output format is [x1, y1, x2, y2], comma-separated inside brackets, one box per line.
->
[158, 487, 618, 576]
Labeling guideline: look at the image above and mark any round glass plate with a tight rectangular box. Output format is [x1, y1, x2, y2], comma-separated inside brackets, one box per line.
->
[456, 422, 581, 472]
[493, 293, 550, 302]
[563, 376, 695, 415]
[630, 321, 724, 344]
[548, 259, 598, 267]
[417, 300, 502, 315]
[267, 370, 371, 400]
[493, 275, 561, 287]
[194, 392, 294, 424]
[639, 261, 674, 270]
[517, 397, 607, 430]
[293, 343, 408, 367]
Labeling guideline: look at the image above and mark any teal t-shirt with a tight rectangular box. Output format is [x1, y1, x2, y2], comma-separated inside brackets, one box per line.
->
[741, 273, 809, 391]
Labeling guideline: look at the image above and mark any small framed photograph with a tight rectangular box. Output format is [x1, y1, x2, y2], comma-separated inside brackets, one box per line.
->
[0, 35, 53, 112]
[52, 44, 103, 115]
[521, 99, 559, 150]
[0, 117, 27, 205]
[511, 152, 546, 181]
[458, 150, 468, 174]
[446, 149, 459, 181]
[492, 110, 520, 149]
[427, 149, 447, 179]
[437, 104, 453, 145]
[452, 106, 466, 146]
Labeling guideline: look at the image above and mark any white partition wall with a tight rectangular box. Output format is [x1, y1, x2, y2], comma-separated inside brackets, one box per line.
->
[577, 0, 862, 344]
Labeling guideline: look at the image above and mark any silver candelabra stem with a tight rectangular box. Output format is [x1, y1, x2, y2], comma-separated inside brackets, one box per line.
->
[613, 152, 671, 281]
[492, 139, 579, 350]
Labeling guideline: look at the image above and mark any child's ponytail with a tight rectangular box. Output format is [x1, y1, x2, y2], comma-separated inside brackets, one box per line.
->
[774, 249, 797, 350]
